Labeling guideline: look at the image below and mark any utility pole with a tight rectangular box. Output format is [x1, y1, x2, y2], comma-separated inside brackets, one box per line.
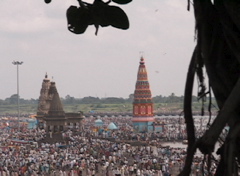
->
[12, 61, 23, 132]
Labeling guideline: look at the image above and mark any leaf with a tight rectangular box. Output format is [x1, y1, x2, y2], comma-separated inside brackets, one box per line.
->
[112, 0, 132, 5]
[66, 6, 90, 34]
[90, 1, 110, 28]
[44, 0, 51, 4]
[105, 6, 129, 29]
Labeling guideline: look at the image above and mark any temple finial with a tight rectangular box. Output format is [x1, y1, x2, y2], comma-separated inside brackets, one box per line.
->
[139, 51, 144, 58]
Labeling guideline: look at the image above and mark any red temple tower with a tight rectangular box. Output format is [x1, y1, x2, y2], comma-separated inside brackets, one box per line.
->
[132, 57, 154, 132]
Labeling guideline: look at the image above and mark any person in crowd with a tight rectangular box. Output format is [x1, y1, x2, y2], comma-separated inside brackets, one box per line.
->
[0, 115, 216, 176]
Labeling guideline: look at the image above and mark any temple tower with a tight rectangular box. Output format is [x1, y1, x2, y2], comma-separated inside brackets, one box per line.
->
[36, 74, 84, 134]
[45, 81, 66, 132]
[37, 73, 51, 115]
[132, 57, 154, 132]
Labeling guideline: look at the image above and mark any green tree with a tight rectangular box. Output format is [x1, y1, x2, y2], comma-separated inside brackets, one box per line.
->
[5, 94, 18, 104]
[101, 97, 125, 104]
[64, 95, 75, 104]
[80, 96, 100, 104]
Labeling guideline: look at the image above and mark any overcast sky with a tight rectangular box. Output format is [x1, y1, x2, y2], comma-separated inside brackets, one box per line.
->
[0, 0, 196, 100]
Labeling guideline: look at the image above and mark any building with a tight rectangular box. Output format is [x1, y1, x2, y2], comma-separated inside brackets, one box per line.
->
[132, 57, 155, 132]
[36, 74, 84, 133]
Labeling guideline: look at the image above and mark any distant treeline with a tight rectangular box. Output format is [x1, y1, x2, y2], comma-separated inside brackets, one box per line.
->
[0, 93, 212, 105]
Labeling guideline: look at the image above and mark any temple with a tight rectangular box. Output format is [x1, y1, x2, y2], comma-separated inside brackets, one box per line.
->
[36, 74, 84, 133]
[132, 57, 155, 132]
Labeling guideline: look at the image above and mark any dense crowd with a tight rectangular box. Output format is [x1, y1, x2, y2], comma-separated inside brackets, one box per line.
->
[0, 116, 219, 176]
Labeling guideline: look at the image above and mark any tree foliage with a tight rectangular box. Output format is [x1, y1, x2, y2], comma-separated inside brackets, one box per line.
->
[0, 94, 195, 105]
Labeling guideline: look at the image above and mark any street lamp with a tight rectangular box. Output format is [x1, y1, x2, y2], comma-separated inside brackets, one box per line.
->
[12, 61, 23, 132]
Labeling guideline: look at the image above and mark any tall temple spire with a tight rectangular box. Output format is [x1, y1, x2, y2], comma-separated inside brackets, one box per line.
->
[37, 74, 65, 117]
[133, 57, 153, 104]
[36, 74, 83, 135]
[132, 56, 154, 132]
[37, 73, 51, 115]
[48, 82, 65, 117]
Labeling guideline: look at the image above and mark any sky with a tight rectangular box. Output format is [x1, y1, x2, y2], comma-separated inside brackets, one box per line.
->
[0, 0, 196, 100]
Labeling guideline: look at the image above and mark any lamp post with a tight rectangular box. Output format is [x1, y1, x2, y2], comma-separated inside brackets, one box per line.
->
[12, 61, 23, 132]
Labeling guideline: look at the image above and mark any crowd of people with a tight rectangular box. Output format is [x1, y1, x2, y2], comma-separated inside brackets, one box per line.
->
[0, 116, 219, 176]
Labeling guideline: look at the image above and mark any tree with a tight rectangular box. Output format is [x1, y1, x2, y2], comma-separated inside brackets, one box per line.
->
[81, 96, 100, 104]
[64, 95, 75, 104]
[127, 93, 134, 103]
[5, 94, 19, 104]
[180, 1, 240, 175]
[101, 97, 125, 104]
